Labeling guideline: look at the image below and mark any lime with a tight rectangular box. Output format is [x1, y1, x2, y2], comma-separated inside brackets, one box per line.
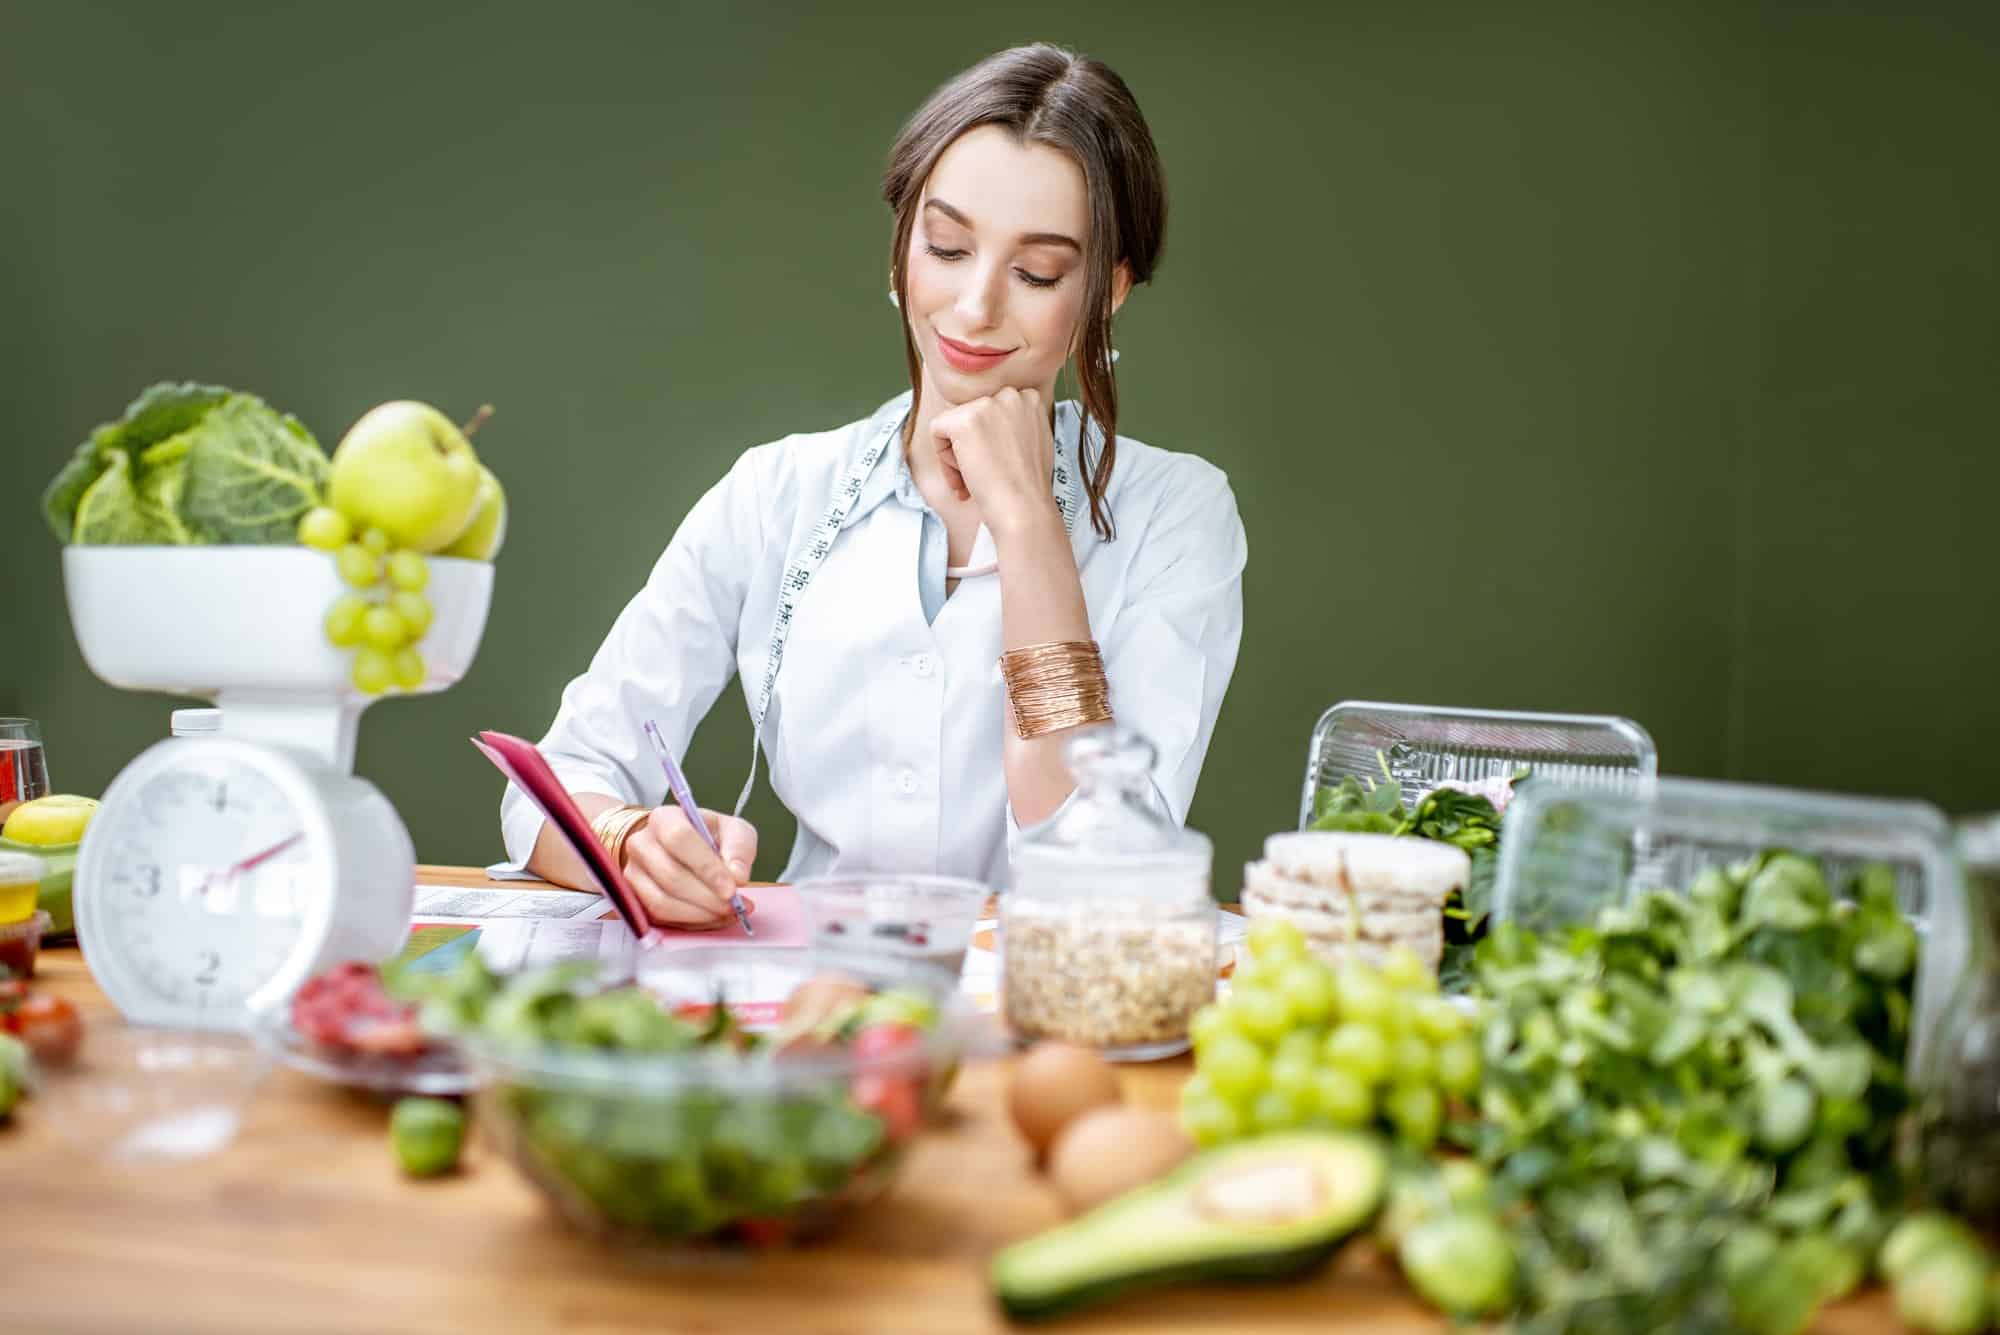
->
[390, 1096, 465, 1177]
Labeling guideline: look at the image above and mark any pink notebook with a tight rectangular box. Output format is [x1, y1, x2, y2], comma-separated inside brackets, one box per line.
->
[471, 730, 805, 948]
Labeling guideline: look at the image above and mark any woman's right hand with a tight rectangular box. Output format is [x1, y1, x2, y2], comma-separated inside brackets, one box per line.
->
[622, 806, 758, 929]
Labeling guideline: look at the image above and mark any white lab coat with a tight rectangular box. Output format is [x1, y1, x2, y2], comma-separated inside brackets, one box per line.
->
[500, 391, 1247, 888]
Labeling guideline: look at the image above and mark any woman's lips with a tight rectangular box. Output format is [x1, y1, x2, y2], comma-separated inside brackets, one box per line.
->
[936, 332, 1013, 372]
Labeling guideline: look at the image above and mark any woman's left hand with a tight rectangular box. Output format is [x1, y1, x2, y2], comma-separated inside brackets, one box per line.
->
[929, 387, 1059, 537]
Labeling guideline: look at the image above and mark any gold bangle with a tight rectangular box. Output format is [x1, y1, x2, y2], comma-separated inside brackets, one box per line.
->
[590, 804, 651, 869]
[587, 804, 627, 848]
[608, 807, 651, 868]
[999, 639, 1114, 740]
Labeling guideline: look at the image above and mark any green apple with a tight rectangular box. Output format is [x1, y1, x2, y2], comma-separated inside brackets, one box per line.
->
[327, 402, 484, 553]
[440, 464, 507, 560]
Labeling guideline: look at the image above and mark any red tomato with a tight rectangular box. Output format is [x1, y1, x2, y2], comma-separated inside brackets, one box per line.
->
[851, 1074, 923, 1143]
[0, 976, 27, 1025]
[734, 1217, 792, 1247]
[11, 993, 83, 1065]
[850, 1022, 923, 1065]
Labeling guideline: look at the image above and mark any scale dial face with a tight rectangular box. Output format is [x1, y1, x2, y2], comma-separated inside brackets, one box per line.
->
[78, 738, 335, 1028]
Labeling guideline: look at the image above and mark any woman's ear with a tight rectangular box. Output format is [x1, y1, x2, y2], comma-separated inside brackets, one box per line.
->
[1110, 261, 1134, 315]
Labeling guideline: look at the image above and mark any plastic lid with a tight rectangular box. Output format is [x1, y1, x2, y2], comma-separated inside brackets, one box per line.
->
[1960, 814, 2000, 873]
[171, 708, 224, 735]
[1012, 726, 1211, 876]
[0, 910, 51, 941]
[1301, 700, 1657, 830]
[0, 850, 48, 884]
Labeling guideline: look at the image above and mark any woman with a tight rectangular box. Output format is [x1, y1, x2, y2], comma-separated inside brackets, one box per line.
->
[502, 42, 1247, 926]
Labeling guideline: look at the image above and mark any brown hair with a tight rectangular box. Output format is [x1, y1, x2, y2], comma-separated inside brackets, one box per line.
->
[882, 43, 1167, 541]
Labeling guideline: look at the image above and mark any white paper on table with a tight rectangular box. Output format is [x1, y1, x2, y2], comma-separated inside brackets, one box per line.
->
[414, 883, 610, 920]
[414, 915, 638, 974]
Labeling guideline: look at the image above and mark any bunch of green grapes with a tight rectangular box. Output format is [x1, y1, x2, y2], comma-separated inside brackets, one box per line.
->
[1179, 918, 1480, 1151]
[298, 506, 434, 695]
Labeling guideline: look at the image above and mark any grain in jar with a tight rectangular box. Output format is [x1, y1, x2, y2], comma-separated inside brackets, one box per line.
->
[1004, 728, 1216, 1060]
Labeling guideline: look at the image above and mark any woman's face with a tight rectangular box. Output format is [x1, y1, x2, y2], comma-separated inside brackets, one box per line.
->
[904, 125, 1124, 405]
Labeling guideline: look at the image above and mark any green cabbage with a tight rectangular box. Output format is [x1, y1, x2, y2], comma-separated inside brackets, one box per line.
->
[40, 381, 328, 545]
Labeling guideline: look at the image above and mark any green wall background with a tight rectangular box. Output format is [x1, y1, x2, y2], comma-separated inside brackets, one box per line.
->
[4, 2, 1995, 892]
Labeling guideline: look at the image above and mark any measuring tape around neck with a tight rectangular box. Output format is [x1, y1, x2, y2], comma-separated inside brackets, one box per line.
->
[731, 394, 1088, 818]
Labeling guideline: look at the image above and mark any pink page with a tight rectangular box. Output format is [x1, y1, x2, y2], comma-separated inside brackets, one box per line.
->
[642, 883, 808, 950]
[471, 731, 804, 948]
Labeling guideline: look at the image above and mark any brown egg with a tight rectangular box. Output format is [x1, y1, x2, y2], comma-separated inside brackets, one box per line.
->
[1007, 1041, 1122, 1159]
[1048, 1107, 1194, 1214]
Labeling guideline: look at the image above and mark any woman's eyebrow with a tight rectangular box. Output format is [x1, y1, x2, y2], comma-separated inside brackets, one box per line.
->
[923, 197, 1081, 252]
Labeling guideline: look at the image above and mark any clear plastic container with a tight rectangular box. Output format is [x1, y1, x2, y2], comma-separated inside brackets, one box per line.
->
[1299, 700, 1656, 829]
[1914, 815, 2000, 1227]
[1490, 775, 1967, 1066]
[0, 849, 45, 924]
[1004, 727, 1215, 1060]
[38, 1023, 269, 1162]
[0, 909, 50, 977]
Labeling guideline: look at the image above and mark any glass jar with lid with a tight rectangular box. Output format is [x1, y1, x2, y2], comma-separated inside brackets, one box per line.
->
[1002, 726, 1215, 1060]
[1915, 813, 2000, 1228]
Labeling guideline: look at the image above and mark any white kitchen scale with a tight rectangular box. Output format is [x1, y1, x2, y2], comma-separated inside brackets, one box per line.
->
[61, 546, 494, 1031]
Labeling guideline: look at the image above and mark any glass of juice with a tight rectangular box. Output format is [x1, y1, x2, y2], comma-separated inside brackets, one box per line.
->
[0, 718, 51, 826]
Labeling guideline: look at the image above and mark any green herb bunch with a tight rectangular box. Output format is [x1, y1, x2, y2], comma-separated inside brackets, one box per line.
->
[1466, 852, 1920, 1334]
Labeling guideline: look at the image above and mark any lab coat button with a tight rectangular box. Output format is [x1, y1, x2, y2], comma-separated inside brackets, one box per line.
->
[912, 654, 935, 677]
[897, 769, 919, 795]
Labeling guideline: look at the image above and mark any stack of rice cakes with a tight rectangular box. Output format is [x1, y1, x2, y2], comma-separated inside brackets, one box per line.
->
[1241, 831, 1470, 972]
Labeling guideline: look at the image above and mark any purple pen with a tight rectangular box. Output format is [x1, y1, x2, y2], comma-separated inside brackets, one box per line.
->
[643, 719, 753, 936]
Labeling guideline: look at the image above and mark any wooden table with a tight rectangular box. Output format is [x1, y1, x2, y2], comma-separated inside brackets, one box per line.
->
[7, 867, 1899, 1333]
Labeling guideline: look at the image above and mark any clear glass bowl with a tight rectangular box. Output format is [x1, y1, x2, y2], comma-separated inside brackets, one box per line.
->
[251, 1006, 477, 1099]
[792, 873, 989, 987]
[461, 987, 968, 1248]
[36, 1023, 269, 1163]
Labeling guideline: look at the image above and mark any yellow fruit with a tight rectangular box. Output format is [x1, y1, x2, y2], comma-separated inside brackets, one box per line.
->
[1, 794, 99, 846]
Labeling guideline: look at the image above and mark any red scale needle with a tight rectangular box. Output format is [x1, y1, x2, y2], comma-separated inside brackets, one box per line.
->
[197, 831, 304, 897]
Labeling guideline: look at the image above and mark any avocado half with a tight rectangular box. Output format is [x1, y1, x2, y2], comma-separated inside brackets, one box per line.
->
[991, 1130, 1388, 1321]
[0, 836, 79, 937]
